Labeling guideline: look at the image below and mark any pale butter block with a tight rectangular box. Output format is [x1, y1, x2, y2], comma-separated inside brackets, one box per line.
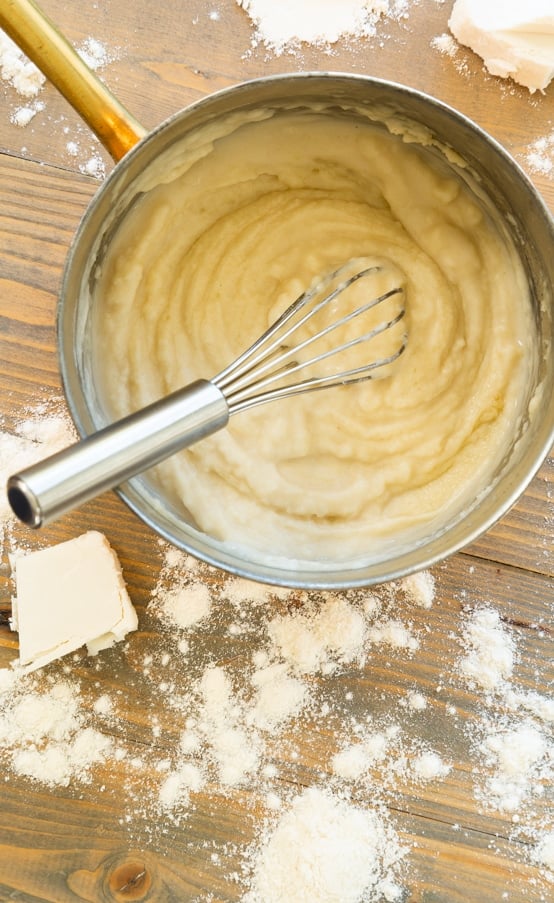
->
[449, 0, 554, 93]
[11, 530, 138, 672]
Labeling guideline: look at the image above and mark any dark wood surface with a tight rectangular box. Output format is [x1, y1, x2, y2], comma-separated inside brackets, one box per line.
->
[0, 2, 552, 901]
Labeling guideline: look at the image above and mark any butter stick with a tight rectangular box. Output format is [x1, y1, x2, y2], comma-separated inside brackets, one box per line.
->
[11, 530, 138, 672]
[449, 0, 554, 93]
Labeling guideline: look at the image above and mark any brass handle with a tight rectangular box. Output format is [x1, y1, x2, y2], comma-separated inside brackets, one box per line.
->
[0, 0, 147, 160]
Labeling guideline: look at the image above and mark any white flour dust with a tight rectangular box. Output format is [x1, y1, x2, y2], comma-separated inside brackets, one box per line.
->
[430, 31, 473, 78]
[0, 31, 45, 97]
[457, 605, 553, 821]
[0, 675, 112, 786]
[0, 31, 117, 178]
[0, 398, 77, 557]
[0, 400, 553, 899]
[458, 605, 516, 691]
[522, 131, 554, 179]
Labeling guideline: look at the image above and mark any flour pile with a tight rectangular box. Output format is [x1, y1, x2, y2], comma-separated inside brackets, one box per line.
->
[236, 0, 410, 53]
[242, 787, 405, 903]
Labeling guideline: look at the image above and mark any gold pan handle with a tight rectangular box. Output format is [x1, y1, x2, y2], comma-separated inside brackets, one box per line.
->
[0, 0, 147, 161]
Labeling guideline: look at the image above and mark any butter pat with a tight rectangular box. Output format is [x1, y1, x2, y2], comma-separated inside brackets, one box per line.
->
[449, 0, 554, 93]
[11, 531, 138, 672]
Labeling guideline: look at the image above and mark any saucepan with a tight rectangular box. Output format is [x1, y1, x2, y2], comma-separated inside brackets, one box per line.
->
[1, 0, 553, 588]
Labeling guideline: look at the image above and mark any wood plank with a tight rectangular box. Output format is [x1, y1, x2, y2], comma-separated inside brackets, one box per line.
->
[468, 454, 554, 576]
[0, 547, 551, 899]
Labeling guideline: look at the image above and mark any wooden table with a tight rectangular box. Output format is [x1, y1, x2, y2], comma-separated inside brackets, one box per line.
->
[0, 2, 552, 901]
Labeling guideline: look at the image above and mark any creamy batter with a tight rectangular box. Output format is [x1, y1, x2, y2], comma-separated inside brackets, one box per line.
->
[95, 108, 535, 562]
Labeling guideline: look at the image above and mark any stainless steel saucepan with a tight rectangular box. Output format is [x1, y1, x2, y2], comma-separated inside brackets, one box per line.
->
[1, 0, 553, 588]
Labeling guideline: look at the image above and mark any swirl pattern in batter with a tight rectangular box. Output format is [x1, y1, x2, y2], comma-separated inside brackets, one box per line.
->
[96, 109, 534, 562]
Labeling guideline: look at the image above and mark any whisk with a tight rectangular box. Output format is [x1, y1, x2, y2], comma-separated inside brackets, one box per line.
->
[7, 259, 407, 528]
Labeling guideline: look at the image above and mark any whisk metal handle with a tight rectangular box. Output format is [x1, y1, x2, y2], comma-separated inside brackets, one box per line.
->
[7, 380, 229, 528]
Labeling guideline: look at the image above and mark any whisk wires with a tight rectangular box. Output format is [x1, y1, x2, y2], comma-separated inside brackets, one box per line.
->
[214, 262, 407, 414]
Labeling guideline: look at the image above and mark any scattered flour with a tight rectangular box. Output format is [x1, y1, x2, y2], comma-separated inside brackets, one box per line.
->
[152, 668, 236, 794]
[159, 760, 205, 809]
[367, 618, 419, 651]
[458, 605, 515, 691]
[430, 30, 472, 77]
[225, 573, 292, 606]
[0, 32, 45, 97]
[0, 31, 115, 178]
[400, 570, 435, 609]
[431, 32, 458, 58]
[331, 725, 452, 793]
[535, 831, 554, 870]
[93, 693, 113, 716]
[412, 750, 451, 781]
[0, 677, 112, 787]
[0, 405, 552, 898]
[266, 596, 368, 674]
[10, 99, 45, 127]
[76, 37, 113, 71]
[0, 399, 77, 555]
[455, 602, 553, 827]
[405, 689, 427, 710]
[504, 688, 554, 724]
[78, 153, 106, 179]
[476, 720, 551, 813]
[332, 741, 374, 780]
[158, 580, 213, 630]
[523, 130, 554, 179]
[249, 662, 307, 730]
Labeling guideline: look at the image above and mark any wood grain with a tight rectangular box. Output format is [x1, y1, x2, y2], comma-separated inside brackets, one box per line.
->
[0, 1, 552, 902]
